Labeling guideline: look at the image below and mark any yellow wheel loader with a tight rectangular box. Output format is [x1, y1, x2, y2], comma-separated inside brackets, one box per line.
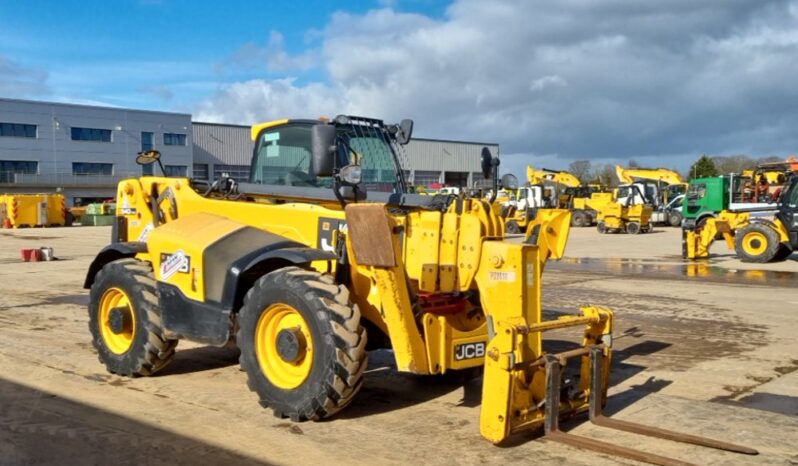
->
[683, 174, 798, 262]
[85, 115, 756, 464]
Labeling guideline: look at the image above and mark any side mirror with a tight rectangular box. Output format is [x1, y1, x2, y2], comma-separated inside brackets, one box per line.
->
[311, 124, 337, 177]
[481, 147, 493, 179]
[396, 119, 413, 145]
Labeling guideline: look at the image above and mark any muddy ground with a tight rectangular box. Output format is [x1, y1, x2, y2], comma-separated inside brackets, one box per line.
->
[0, 226, 796, 465]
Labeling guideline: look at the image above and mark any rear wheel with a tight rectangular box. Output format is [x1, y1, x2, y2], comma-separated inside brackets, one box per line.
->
[597, 222, 607, 234]
[88, 259, 177, 376]
[571, 211, 587, 227]
[668, 212, 683, 227]
[238, 267, 367, 421]
[626, 222, 641, 235]
[735, 223, 780, 263]
[505, 220, 522, 234]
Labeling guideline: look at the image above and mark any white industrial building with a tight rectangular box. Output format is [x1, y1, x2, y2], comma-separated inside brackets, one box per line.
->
[0, 98, 498, 205]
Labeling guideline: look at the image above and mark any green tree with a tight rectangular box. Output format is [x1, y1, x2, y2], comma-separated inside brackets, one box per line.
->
[688, 155, 719, 180]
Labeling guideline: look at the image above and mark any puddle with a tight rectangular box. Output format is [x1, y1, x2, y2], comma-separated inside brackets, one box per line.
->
[550, 257, 797, 287]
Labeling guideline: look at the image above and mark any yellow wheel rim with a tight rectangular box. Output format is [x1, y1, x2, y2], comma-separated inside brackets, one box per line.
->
[99, 287, 136, 355]
[255, 304, 314, 389]
[742, 231, 767, 256]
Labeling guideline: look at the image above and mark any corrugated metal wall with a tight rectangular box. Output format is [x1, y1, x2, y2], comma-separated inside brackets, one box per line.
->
[192, 122, 253, 165]
[400, 138, 499, 173]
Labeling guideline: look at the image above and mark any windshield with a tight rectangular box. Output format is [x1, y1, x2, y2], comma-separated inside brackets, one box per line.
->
[250, 121, 405, 193]
[687, 183, 706, 200]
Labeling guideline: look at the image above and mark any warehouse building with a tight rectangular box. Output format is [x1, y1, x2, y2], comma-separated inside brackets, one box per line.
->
[0, 98, 192, 205]
[0, 98, 498, 205]
[192, 121, 499, 189]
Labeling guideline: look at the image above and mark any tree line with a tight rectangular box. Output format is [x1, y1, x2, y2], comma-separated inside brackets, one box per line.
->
[565, 154, 788, 186]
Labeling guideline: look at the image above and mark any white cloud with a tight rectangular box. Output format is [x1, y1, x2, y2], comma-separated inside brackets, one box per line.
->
[195, 0, 798, 171]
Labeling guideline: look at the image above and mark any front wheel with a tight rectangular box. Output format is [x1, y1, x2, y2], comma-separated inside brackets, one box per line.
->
[505, 220, 522, 234]
[735, 223, 781, 263]
[88, 259, 177, 376]
[238, 267, 367, 421]
[668, 212, 683, 227]
[597, 222, 607, 234]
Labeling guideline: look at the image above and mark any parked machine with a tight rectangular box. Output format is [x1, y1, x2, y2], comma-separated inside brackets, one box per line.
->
[685, 158, 798, 229]
[683, 174, 798, 262]
[615, 166, 686, 226]
[596, 184, 654, 234]
[84, 115, 756, 464]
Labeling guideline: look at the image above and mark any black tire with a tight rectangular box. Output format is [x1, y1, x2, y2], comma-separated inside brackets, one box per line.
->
[505, 220, 522, 234]
[88, 258, 177, 376]
[597, 222, 607, 234]
[734, 223, 781, 263]
[571, 211, 586, 228]
[238, 266, 367, 421]
[668, 212, 683, 227]
[626, 222, 641, 235]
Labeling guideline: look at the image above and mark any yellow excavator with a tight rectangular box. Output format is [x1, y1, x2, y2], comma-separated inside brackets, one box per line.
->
[84, 115, 756, 465]
[507, 166, 609, 230]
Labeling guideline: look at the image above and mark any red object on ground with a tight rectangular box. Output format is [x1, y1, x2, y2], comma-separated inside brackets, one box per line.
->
[2, 218, 10, 229]
[20, 249, 42, 262]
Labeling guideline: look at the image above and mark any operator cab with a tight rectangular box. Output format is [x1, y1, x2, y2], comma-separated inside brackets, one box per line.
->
[249, 115, 412, 196]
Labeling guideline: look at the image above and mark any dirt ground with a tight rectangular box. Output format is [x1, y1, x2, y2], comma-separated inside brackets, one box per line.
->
[0, 225, 796, 466]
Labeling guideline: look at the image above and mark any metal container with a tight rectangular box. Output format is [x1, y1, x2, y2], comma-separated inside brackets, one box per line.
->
[39, 247, 54, 261]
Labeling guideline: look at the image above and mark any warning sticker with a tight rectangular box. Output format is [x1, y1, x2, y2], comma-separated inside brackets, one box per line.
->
[160, 250, 190, 280]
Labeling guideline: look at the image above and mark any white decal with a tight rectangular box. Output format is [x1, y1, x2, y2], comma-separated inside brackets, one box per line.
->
[488, 271, 516, 282]
[160, 250, 190, 280]
[137, 223, 154, 242]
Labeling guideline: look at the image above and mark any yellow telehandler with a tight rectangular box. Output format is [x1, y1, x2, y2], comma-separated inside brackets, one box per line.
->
[85, 115, 755, 465]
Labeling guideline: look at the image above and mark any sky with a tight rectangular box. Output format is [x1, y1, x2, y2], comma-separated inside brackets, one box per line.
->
[1, 0, 798, 177]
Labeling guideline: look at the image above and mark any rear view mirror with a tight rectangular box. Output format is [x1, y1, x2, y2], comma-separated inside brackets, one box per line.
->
[396, 119, 413, 145]
[311, 124, 337, 177]
[501, 173, 519, 190]
[481, 147, 496, 179]
[136, 150, 161, 165]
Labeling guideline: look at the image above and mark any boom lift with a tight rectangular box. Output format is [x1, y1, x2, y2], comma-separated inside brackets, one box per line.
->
[683, 174, 798, 262]
[84, 115, 756, 464]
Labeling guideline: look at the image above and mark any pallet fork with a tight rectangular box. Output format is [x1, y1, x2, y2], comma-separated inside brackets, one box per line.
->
[543, 346, 758, 466]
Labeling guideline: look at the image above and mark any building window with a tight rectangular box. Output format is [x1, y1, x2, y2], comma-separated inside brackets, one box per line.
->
[73, 162, 113, 176]
[164, 133, 186, 146]
[0, 123, 37, 138]
[193, 163, 209, 180]
[164, 165, 187, 177]
[414, 170, 440, 187]
[71, 127, 112, 142]
[141, 132, 154, 151]
[214, 164, 250, 180]
[0, 160, 38, 182]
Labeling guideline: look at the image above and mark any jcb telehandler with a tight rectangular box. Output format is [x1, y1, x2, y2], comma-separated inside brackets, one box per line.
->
[683, 173, 798, 262]
[85, 115, 755, 465]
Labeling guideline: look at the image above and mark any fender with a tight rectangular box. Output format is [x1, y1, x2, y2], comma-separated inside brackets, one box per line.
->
[84, 242, 147, 289]
[159, 226, 336, 346]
